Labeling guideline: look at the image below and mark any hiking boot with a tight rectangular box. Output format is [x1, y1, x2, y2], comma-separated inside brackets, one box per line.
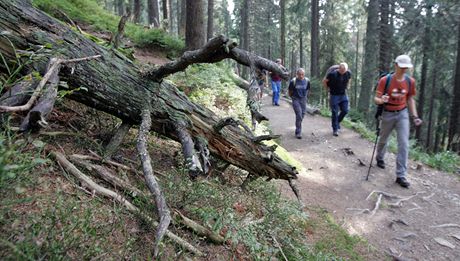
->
[395, 177, 410, 188]
[376, 160, 385, 169]
[333, 131, 339, 137]
[296, 134, 302, 139]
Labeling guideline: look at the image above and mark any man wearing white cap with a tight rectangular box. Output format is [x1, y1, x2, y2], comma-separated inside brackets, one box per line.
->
[374, 54, 423, 188]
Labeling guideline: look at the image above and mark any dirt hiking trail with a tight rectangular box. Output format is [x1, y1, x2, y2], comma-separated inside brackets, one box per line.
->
[261, 96, 460, 260]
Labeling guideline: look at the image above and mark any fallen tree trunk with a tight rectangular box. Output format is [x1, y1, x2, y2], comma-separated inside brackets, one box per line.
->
[0, 0, 298, 182]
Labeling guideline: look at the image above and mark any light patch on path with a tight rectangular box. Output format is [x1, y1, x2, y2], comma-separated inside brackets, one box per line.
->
[261, 95, 460, 260]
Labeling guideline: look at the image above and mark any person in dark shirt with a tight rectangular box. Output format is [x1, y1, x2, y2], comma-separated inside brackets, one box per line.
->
[270, 59, 283, 106]
[288, 68, 310, 139]
[322, 62, 352, 136]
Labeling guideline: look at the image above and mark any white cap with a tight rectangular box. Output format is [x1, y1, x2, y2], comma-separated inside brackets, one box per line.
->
[395, 54, 413, 68]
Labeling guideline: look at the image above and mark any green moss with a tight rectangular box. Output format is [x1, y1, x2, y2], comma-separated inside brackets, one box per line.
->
[32, 0, 184, 56]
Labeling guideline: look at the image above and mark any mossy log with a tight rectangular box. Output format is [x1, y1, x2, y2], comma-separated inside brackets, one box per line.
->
[0, 0, 298, 181]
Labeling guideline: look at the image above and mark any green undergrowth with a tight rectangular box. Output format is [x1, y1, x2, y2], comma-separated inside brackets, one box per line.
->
[168, 62, 304, 171]
[32, 0, 184, 56]
[319, 108, 459, 173]
[0, 120, 370, 259]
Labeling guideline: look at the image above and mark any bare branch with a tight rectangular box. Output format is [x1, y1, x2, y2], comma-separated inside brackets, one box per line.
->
[137, 108, 171, 257]
[0, 55, 101, 113]
[146, 35, 290, 81]
[51, 151, 204, 256]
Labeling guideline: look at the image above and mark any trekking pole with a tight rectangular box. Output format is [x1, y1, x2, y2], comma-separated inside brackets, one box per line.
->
[366, 117, 381, 181]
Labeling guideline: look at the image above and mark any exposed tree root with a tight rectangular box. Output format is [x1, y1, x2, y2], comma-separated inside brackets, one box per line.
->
[69, 157, 143, 197]
[348, 190, 425, 216]
[104, 121, 133, 159]
[288, 178, 303, 206]
[252, 135, 281, 144]
[173, 209, 225, 244]
[51, 151, 204, 257]
[370, 194, 383, 216]
[71, 153, 132, 172]
[430, 223, 460, 229]
[175, 121, 204, 178]
[241, 173, 257, 191]
[137, 108, 171, 258]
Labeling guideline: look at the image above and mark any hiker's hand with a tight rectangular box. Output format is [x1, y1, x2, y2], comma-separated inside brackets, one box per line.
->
[381, 95, 389, 104]
[413, 117, 423, 126]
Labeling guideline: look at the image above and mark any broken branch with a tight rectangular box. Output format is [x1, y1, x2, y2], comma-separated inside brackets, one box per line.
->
[0, 55, 101, 113]
[51, 151, 204, 256]
[137, 108, 171, 257]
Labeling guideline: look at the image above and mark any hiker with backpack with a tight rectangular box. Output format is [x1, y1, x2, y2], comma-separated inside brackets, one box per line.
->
[288, 68, 310, 139]
[270, 59, 284, 106]
[374, 54, 423, 188]
[322, 62, 352, 136]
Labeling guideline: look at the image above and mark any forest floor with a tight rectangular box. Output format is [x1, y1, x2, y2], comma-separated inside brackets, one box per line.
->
[262, 95, 460, 260]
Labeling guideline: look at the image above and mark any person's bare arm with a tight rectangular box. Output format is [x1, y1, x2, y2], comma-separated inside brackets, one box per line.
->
[322, 78, 329, 90]
[408, 96, 422, 126]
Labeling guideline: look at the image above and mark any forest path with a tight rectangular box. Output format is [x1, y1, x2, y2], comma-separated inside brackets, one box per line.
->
[261, 95, 460, 260]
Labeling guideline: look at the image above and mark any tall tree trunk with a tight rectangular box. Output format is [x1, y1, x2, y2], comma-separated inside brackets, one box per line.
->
[310, 0, 319, 78]
[415, 5, 432, 143]
[379, 0, 392, 73]
[223, 0, 230, 37]
[207, 0, 214, 40]
[299, 24, 304, 69]
[148, 0, 160, 27]
[426, 59, 438, 150]
[357, 0, 379, 116]
[185, 0, 205, 50]
[133, 0, 142, 24]
[353, 17, 360, 109]
[448, 20, 460, 153]
[280, 0, 286, 67]
[178, 0, 186, 36]
[241, 0, 249, 79]
[162, 0, 168, 20]
[117, 0, 125, 16]
[267, 12, 271, 59]
[168, 0, 174, 32]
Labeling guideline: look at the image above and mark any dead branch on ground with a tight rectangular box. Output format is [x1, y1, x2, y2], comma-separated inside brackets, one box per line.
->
[51, 151, 204, 256]
[137, 108, 171, 257]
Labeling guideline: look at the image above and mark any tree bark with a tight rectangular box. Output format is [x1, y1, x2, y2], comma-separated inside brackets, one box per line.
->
[207, 0, 214, 40]
[0, 0, 298, 182]
[280, 0, 286, 70]
[310, 0, 320, 78]
[162, 0, 168, 20]
[358, 0, 379, 116]
[240, 0, 249, 80]
[178, 0, 186, 37]
[148, 0, 160, 27]
[378, 0, 392, 73]
[415, 4, 432, 143]
[185, 0, 205, 50]
[448, 14, 460, 152]
[133, 0, 142, 24]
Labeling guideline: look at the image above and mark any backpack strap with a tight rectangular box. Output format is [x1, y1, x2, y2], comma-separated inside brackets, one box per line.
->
[384, 73, 392, 95]
[404, 74, 412, 95]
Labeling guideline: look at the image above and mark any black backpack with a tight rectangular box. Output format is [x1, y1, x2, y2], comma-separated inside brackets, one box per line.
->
[374, 73, 412, 119]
